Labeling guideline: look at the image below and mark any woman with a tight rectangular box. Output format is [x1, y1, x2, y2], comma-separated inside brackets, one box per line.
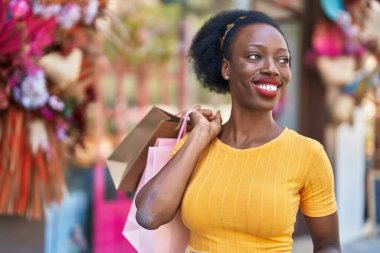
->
[135, 9, 341, 253]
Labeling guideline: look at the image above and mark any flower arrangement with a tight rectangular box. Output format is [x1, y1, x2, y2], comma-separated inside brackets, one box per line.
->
[0, 0, 107, 219]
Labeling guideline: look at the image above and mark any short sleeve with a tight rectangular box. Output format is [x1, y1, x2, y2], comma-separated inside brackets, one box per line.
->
[170, 133, 190, 157]
[300, 144, 337, 217]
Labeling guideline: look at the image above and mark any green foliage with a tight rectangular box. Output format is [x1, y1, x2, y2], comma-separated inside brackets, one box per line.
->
[161, 0, 186, 4]
[101, 0, 235, 108]
[105, 2, 182, 70]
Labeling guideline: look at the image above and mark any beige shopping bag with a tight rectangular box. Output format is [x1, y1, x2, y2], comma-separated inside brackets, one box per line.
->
[106, 106, 182, 192]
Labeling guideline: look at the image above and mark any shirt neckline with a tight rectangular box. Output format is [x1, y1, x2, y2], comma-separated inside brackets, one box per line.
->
[214, 127, 289, 153]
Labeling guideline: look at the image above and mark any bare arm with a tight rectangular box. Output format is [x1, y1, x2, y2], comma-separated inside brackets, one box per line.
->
[304, 212, 341, 253]
[135, 108, 222, 230]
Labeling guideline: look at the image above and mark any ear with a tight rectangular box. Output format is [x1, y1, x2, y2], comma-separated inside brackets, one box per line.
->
[221, 58, 230, 80]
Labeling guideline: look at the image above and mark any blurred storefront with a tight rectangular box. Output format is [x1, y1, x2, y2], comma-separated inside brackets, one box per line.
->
[300, 0, 380, 243]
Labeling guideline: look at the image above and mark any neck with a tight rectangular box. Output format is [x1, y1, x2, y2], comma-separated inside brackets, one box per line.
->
[220, 106, 283, 145]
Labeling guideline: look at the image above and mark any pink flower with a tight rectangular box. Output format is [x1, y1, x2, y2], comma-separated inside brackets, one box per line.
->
[58, 3, 81, 29]
[84, 0, 99, 25]
[0, 0, 23, 68]
[32, 1, 61, 19]
[26, 16, 57, 57]
[48, 95, 65, 111]
[12, 68, 49, 110]
[40, 106, 56, 120]
[56, 122, 68, 141]
[9, 0, 30, 19]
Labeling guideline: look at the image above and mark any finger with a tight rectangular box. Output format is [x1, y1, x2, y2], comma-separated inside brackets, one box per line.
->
[205, 115, 216, 122]
[201, 109, 213, 116]
[202, 110, 215, 118]
[215, 110, 222, 125]
[189, 108, 202, 122]
[178, 106, 196, 118]
[193, 105, 201, 111]
[185, 106, 201, 121]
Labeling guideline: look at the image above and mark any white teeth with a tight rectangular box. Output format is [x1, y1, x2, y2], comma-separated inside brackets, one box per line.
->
[257, 84, 278, 91]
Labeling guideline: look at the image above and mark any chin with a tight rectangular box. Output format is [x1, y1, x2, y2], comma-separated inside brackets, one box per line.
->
[246, 103, 277, 113]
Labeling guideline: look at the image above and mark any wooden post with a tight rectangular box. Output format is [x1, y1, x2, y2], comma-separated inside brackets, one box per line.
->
[159, 67, 171, 105]
[177, 17, 187, 111]
[299, 1, 326, 144]
[114, 61, 127, 140]
[136, 67, 150, 108]
[374, 89, 380, 169]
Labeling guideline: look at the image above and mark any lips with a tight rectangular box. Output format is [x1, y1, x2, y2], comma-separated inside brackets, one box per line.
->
[252, 77, 282, 98]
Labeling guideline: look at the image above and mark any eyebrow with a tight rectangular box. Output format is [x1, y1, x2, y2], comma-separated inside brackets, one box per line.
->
[247, 44, 289, 53]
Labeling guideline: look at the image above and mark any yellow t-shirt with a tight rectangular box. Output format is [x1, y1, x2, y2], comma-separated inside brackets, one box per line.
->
[172, 128, 337, 253]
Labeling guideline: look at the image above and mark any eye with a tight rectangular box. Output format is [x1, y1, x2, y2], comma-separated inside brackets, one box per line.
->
[277, 57, 290, 65]
[248, 53, 261, 61]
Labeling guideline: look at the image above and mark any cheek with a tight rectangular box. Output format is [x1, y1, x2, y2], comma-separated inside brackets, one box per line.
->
[281, 68, 291, 84]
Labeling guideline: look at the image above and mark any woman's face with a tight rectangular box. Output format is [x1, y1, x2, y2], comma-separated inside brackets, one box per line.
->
[222, 23, 291, 112]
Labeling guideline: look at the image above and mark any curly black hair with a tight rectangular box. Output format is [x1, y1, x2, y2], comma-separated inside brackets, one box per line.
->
[189, 9, 288, 94]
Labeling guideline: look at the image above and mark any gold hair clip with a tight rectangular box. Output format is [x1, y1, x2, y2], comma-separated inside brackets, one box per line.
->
[220, 16, 246, 53]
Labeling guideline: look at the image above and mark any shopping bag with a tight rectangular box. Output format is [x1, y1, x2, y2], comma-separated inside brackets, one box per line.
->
[106, 107, 182, 192]
[122, 110, 194, 253]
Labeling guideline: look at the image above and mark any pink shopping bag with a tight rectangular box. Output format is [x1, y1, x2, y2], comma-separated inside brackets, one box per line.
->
[92, 162, 136, 253]
[122, 110, 194, 253]
[94, 162, 137, 253]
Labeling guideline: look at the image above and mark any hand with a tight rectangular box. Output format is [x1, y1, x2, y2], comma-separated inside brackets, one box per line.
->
[188, 105, 222, 143]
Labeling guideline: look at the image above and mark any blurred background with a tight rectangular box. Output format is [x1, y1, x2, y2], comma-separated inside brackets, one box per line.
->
[0, 0, 380, 252]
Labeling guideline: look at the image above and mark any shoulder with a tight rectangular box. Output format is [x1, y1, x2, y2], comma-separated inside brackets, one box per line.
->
[286, 130, 334, 178]
[285, 128, 324, 153]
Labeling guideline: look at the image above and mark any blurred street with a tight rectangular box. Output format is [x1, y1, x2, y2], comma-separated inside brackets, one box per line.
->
[293, 235, 380, 253]
[343, 236, 380, 253]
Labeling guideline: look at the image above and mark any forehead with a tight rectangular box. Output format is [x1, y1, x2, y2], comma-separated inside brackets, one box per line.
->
[232, 23, 288, 51]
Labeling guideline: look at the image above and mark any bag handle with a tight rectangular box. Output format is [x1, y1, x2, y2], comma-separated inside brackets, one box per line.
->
[176, 109, 196, 144]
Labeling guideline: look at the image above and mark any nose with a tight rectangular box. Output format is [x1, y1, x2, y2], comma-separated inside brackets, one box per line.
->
[260, 58, 279, 76]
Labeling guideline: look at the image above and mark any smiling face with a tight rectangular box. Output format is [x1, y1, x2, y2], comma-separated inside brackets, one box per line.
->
[222, 23, 291, 112]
